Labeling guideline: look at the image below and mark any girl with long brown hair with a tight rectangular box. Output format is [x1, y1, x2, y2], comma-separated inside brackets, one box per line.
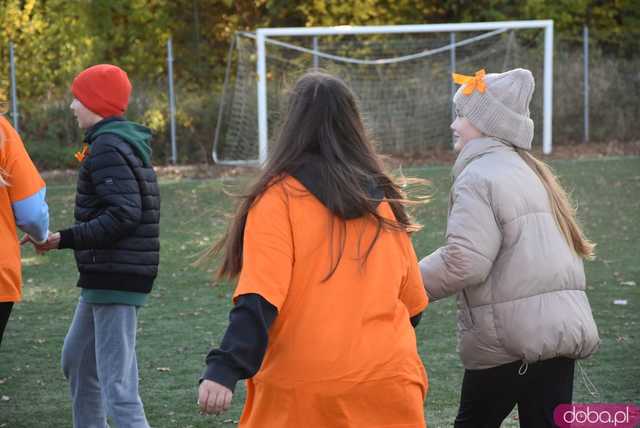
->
[198, 71, 429, 427]
[419, 68, 599, 428]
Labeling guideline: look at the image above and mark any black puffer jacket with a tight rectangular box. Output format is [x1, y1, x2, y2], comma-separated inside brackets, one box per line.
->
[59, 117, 160, 293]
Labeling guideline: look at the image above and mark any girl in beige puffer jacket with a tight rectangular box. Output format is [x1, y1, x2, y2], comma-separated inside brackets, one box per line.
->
[419, 68, 599, 428]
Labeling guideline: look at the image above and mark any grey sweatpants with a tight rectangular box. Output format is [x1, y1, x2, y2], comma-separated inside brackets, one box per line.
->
[61, 299, 150, 428]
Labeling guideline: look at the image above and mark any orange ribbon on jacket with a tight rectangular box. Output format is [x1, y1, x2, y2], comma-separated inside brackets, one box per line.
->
[74, 144, 89, 162]
[452, 69, 487, 95]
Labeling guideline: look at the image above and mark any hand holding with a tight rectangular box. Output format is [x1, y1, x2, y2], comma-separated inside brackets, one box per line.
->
[20, 234, 34, 246]
[31, 232, 61, 255]
[19, 234, 45, 254]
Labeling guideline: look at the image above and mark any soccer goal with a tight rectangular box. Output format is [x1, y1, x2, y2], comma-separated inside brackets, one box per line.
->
[213, 20, 554, 165]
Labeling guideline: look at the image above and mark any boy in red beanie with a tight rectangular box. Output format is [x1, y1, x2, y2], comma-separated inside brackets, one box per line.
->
[31, 64, 160, 428]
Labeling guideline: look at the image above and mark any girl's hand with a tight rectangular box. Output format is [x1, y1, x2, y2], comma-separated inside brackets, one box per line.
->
[198, 379, 233, 415]
[19, 234, 34, 246]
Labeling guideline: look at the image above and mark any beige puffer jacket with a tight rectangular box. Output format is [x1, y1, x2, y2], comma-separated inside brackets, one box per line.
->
[420, 137, 599, 370]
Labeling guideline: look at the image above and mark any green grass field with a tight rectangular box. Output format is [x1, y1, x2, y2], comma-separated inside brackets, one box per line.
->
[1, 156, 638, 428]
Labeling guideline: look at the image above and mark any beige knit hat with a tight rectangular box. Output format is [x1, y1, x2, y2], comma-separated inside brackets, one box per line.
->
[453, 68, 535, 150]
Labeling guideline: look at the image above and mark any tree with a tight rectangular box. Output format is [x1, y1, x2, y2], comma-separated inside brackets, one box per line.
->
[0, 0, 91, 100]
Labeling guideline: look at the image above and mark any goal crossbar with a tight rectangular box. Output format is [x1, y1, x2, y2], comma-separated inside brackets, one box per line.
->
[240, 28, 509, 65]
[228, 20, 554, 165]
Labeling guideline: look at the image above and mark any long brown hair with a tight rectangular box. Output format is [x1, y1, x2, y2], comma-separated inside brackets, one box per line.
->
[516, 148, 595, 259]
[206, 71, 421, 281]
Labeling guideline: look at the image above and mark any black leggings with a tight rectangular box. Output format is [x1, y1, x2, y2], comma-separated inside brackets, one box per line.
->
[454, 357, 575, 428]
[0, 302, 14, 348]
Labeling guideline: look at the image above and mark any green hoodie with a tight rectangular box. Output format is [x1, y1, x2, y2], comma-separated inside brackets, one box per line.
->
[90, 119, 153, 167]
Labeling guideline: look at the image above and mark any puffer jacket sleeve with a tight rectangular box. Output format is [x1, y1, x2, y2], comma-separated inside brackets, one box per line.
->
[420, 173, 502, 301]
[62, 138, 142, 249]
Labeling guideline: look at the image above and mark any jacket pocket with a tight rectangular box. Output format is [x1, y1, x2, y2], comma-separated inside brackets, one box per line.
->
[462, 290, 475, 326]
[457, 291, 476, 330]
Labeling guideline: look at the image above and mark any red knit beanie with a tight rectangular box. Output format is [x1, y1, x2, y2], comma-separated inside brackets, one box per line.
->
[71, 64, 132, 118]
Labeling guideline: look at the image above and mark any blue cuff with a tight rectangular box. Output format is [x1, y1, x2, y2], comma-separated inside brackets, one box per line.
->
[13, 187, 50, 243]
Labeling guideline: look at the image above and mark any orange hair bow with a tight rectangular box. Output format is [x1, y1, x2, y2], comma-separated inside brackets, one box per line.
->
[452, 69, 487, 95]
[74, 144, 89, 162]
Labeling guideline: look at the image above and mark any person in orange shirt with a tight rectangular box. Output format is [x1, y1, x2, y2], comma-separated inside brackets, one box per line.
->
[197, 72, 429, 428]
[0, 114, 49, 347]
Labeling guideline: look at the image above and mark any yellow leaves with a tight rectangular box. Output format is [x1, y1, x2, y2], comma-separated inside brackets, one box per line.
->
[22, 0, 37, 20]
[143, 109, 167, 134]
[0, 0, 44, 37]
[176, 110, 194, 130]
[1, 0, 24, 40]
[299, 0, 394, 27]
[0, 0, 92, 99]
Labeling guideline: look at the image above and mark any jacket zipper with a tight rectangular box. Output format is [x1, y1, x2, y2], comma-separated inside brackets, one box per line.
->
[462, 290, 475, 326]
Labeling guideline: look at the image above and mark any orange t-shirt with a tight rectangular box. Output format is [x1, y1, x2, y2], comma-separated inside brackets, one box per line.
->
[0, 116, 45, 302]
[233, 176, 429, 428]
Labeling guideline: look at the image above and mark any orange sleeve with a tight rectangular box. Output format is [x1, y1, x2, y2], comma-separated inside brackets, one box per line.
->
[233, 182, 294, 311]
[0, 117, 45, 202]
[400, 235, 429, 317]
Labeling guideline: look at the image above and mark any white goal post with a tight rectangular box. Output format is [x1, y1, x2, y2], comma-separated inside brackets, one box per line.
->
[217, 20, 554, 165]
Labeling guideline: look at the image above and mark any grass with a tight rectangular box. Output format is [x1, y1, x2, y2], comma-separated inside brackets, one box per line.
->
[1, 156, 638, 428]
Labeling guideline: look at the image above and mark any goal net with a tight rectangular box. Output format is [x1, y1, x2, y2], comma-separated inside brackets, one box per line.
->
[213, 22, 552, 165]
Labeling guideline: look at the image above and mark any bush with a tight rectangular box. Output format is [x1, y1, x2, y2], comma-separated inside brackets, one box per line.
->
[10, 45, 640, 171]
[16, 81, 222, 169]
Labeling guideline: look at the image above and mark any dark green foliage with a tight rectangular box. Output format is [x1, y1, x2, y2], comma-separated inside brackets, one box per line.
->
[0, 1, 638, 168]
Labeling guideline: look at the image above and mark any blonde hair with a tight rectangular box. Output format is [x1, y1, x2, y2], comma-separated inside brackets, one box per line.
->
[516, 148, 595, 259]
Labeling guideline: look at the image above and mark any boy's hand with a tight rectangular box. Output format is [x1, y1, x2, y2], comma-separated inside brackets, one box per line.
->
[39, 232, 61, 253]
[27, 232, 61, 254]
[198, 379, 233, 415]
